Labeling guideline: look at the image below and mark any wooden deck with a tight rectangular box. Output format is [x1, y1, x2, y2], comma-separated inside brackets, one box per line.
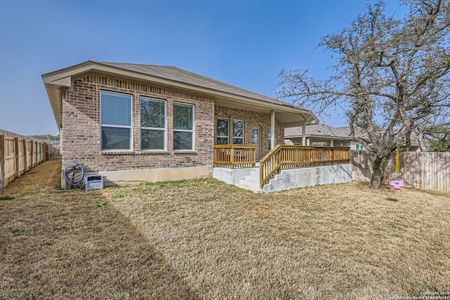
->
[259, 145, 350, 188]
[213, 144, 350, 188]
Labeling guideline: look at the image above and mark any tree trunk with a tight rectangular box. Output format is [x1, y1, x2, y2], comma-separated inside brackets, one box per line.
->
[369, 156, 387, 189]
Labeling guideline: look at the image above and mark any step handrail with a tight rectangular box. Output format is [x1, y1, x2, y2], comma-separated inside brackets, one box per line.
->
[259, 144, 284, 189]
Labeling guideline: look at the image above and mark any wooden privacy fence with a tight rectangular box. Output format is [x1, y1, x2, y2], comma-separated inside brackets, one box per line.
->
[260, 145, 350, 188]
[0, 134, 50, 190]
[213, 144, 257, 168]
[351, 151, 450, 193]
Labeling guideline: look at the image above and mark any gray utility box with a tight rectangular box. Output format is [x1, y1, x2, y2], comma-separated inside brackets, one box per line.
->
[85, 174, 104, 191]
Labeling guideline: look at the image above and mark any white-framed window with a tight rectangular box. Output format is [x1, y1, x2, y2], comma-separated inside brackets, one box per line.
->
[100, 91, 132, 150]
[173, 102, 194, 150]
[140, 96, 166, 150]
[216, 117, 229, 145]
[232, 119, 244, 144]
[267, 128, 272, 150]
[252, 128, 259, 144]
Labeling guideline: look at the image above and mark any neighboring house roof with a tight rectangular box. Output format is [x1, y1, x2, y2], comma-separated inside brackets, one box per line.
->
[42, 61, 318, 128]
[285, 124, 420, 147]
[285, 124, 354, 139]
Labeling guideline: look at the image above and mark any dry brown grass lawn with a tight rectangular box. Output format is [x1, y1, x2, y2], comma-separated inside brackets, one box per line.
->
[1, 160, 449, 299]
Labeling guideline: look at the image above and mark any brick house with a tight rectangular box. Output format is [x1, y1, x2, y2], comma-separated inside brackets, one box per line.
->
[43, 61, 323, 187]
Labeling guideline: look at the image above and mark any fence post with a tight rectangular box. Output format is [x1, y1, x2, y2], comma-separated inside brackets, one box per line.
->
[14, 137, 20, 177]
[23, 139, 27, 172]
[31, 141, 34, 167]
[44, 143, 48, 161]
[0, 135, 5, 190]
[37, 142, 40, 164]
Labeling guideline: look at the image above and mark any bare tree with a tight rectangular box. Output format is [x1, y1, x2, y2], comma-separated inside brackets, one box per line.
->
[415, 113, 450, 150]
[418, 122, 450, 151]
[278, 0, 450, 188]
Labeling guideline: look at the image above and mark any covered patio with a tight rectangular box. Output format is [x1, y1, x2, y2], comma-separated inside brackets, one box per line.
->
[212, 100, 351, 191]
[213, 93, 318, 158]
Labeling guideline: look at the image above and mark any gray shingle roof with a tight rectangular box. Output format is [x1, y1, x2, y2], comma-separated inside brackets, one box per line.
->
[97, 62, 285, 105]
[285, 124, 352, 138]
[285, 124, 420, 146]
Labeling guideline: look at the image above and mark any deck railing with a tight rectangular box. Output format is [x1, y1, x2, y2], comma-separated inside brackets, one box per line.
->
[213, 144, 256, 168]
[259, 145, 350, 188]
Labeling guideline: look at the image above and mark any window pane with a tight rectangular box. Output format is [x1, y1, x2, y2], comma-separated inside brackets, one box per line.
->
[141, 97, 165, 128]
[101, 91, 131, 126]
[217, 118, 229, 137]
[141, 129, 164, 150]
[267, 128, 272, 150]
[101, 127, 130, 150]
[252, 128, 259, 144]
[233, 120, 244, 138]
[174, 131, 193, 150]
[233, 138, 244, 144]
[173, 103, 193, 130]
[216, 137, 229, 145]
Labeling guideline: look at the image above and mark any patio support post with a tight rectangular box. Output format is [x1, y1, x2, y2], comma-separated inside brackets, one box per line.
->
[271, 111, 276, 149]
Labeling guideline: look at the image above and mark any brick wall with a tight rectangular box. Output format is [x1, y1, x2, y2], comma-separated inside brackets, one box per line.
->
[61, 72, 215, 172]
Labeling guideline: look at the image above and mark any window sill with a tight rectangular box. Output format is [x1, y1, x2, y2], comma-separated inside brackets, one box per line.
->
[173, 150, 197, 154]
[139, 150, 169, 155]
[99, 150, 197, 155]
[100, 150, 134, 155]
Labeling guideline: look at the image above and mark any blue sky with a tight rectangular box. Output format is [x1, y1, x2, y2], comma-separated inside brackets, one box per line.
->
[0, 0, 405, 135]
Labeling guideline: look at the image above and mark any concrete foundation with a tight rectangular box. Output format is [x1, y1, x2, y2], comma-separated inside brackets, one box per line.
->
[90, 165, 212, 186]
[213, 167, 260, 191]
[263, 164, 352, 192]
[213, 163, 352, 192]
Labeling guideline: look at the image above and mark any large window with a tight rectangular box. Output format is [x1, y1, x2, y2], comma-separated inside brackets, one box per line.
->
[140, 96, 166, 150]
[173, 102, 194, 150]
[233, 119, 244, 144]
[216, 118, 229, 145]
[100, 91, 132, 150]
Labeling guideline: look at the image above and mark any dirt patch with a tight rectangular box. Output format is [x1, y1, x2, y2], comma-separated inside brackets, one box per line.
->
[1, 161, 449, 299]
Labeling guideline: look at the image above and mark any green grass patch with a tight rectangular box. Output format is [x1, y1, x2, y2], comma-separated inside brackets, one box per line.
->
[96, 200, 108, 208]
[0, 195, 15, 201]
[112, 193, 126, 202]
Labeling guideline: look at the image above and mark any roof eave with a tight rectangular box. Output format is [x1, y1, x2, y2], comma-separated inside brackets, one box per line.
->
[42, 61, 318, 126]
[43, 82, 63, 129]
